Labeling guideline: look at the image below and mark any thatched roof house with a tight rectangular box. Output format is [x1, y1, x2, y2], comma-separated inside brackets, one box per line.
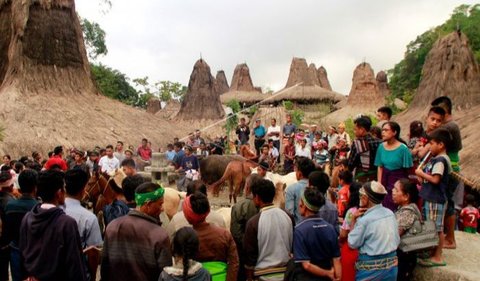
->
[395, 32, 480, 189]
[220, 85, 346, 106]
[177, 59, 225, 120]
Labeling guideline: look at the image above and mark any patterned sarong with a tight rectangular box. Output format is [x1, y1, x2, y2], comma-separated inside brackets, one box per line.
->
[356, 252, 398, 281]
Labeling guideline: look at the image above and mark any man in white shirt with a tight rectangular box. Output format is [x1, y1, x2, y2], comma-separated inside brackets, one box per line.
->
[98, 145, 120, 174]
[266, 118, 281, 163]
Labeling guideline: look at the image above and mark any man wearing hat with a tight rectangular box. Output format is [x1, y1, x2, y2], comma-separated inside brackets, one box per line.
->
[337, 122, 351, 146]
[327, 126, 339, 151]
[252, 119, 266, 157]
[288, 188, 341, 280]
[348, 181, 400, 281]
[101, 182, 172, 281]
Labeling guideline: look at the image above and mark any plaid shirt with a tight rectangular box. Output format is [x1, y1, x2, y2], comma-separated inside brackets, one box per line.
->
[347, 134, 382, 173]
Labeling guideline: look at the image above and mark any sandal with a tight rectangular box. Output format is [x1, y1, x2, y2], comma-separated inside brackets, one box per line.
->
[418, 258, 446, 267]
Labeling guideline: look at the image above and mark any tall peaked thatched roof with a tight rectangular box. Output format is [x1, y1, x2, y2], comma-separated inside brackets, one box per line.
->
[285, 58, 317, 87]
[346, 62, 384, 107]
[317, 66, 333, 91]
[0, 0, 189, 155]
[285, 57, 333, 90]
[215, 70, 229, 95]
[376, 71, 391, 96]
[410, 31, 480, 110]
[395, 32, 480, 189]
[177, 59, 225, 120]
[324, 62, 385, 123]
[229, 63, 259, 92]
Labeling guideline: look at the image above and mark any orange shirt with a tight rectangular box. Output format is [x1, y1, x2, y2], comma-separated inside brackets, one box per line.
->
[337, 185, 350, 218]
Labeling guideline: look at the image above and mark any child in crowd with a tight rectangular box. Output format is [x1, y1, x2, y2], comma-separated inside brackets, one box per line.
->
[312, 140, 328, 169]
[460, 194, 479, 234]
[337, 170, 353, 219]
[330, 137, 350, 167]
[413, 106, 446, 160]
[159, 227, 211, 281]
[283, 137, 296, 173]
[415, 128, 452, 267]
[166, 144, 176, 161]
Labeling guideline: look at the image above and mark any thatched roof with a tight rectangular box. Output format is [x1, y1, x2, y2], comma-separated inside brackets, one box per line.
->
[177, 59, 225, 120]
[221, 86, 346, 105]
[395, 31, 480, 190]
[409, 32, 480, 110]
[220, 91, 267, 104]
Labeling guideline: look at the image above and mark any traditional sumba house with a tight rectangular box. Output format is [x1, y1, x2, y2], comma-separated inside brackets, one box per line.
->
[215, 70, 229, 95]
[395, 31, 480, 190]
[0, 0, 182, 155]
[275, 58, 345, 107]
[177, 59, 225, 120]
[220, 63, 263, 105]
[221, 58, 345, 108]
[376, 71, 391, 97]
[324, 62, 385, 123]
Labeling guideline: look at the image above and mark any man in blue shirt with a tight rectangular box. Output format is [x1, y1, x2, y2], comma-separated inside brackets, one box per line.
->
[290, 188, 341, 280]
[285, 157, 316, 223]
[252, 119, 266, 157]
[172, 142, 185, 169]
[283, 114, 297, 139]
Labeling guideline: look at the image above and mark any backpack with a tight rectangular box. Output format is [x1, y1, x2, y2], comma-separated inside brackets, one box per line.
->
[103, 200, 130, 226]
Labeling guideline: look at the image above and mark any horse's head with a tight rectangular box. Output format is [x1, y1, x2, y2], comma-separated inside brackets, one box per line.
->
[83, 173, 102, 203]
[250, 167, 259, 174]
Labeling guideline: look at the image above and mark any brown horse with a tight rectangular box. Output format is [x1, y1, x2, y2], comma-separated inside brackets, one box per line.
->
[209, 160, 258, 204]
[83, 172, 118, 215]
[239, 144, 258, 161]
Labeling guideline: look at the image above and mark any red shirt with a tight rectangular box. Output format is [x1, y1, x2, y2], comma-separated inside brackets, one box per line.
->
[44, 155, 68, 171]
[337, 185, 350, 218]
[283, 144, 295, 159]
[137, 146, 152, 161]
[460, 206, 480, 228]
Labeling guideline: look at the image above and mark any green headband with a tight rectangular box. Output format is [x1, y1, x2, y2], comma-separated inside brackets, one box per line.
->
[302, 193, 320, 212]
[135, 187, 165, 206]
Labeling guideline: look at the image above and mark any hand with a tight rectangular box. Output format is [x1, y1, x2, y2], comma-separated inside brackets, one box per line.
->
[327, 268, 336, 281]
[353, 208, 367, 220]
[415, 168, 423, 177]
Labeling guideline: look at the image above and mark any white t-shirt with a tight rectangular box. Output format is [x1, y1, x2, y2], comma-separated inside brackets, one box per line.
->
[267, 125, 281, 141]
[98, 156, 120, 174]
[295, 146, 312, 159]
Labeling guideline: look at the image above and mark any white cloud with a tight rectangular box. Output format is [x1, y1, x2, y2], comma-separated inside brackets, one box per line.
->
[76, 0, 476, 94]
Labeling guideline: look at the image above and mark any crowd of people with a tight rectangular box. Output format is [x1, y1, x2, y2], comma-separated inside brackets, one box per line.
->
[0, 95, 477, 281]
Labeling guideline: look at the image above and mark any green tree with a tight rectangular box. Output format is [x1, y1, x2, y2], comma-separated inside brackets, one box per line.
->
[90, 64, 143, 106]
[389, 4, 480, 100]
[133, 77, 187, 102]
[80, 17, 108, 60]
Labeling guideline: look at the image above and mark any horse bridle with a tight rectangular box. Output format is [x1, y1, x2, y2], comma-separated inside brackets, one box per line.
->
[84, 174, 111, 202]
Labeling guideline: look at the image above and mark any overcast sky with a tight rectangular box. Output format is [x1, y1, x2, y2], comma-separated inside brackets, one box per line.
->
[76, 0, 477, 95]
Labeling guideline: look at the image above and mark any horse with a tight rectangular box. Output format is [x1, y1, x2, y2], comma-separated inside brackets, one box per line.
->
[250, 167, 298, 208]
[208, 160, 258, 204]
[239, 144, 258, 161]
[83, 172, 118, 215]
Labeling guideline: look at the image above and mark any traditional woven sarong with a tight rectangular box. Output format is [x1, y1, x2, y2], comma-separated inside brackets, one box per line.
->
[355, 252, 398, 281]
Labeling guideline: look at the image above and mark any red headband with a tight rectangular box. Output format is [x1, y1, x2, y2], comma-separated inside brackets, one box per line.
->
[183, 195, 209, 226]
